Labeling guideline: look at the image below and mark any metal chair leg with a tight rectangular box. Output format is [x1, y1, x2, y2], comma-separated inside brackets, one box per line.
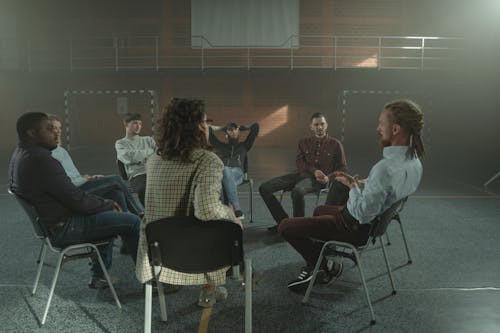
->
[315, 192, 321, 206]
[41, 251, 65, 325]
[232, 264, 241, 280]
[144, 282, 153, 333]
[302, 244, 328, 303]
[379, 238, 396, 294]
[94, 245, 122, 309]
[156, 282, 167, 322]
[32, 243, 47, 295]
[249, 179, 254, 223]
[244, 258, 252, 333]
[397, 219, 413, 264]
[352, 250, 376, 325]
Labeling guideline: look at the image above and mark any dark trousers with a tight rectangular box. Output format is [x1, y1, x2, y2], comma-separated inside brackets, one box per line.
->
[79, 175, 144, 215]
[278, 205, 370, 267]
[130, 174, 147, 205]
[52, 210, 140, 278]
[259, 173, 324, 224]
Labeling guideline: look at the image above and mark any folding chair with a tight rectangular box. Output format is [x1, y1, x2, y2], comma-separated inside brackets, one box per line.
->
[116, 159, 128, 181]
[9, 190, 121, 326]
[239, 156, 254, 222]
[302, 198, 408, 325]
[384, 197, 412, 264]
[144, 216, 252, 333]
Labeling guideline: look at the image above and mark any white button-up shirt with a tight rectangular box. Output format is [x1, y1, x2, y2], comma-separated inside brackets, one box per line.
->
[347, 146, 423, 224]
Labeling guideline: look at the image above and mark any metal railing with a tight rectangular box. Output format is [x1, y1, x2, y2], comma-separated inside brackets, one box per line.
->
[1, 34, 463, 72]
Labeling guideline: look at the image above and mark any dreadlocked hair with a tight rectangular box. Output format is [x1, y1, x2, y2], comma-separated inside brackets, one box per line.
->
[385, 99, 425, 159]
[156, 98, 212, 163]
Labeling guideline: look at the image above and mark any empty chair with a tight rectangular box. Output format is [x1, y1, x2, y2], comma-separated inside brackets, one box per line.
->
[143, 216, 252, 333]
[9, 190, 121, 326]
[302, 197, 408, 325]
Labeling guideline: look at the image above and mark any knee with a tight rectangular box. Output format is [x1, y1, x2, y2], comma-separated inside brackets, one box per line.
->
[222, 167, 231, 178]
[259, 183, 271, 195]
[130, 214, 141, 231]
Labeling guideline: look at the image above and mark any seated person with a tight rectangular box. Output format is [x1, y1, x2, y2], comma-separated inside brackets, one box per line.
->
[135, 98, 242, 307]
[48, 114, 143, 216]
[279, 100, 425, 291]
[115, 113, 156, 205]
[259, 112, 349, 232]
[9, 112, 140, 289]
[209, 121, 259, 219]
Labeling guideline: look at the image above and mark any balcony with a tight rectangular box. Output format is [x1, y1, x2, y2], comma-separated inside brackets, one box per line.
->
[1, 34, 463, 72]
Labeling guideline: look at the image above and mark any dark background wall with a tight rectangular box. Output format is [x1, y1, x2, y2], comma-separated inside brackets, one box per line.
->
[1, 0, 499, 181]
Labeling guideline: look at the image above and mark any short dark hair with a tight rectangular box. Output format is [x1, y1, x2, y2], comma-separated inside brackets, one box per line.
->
[223, 122, 238, 132]
[16, 112, 48, 142]
[310, 112, 325, 122]
[123, 113, 142, 124]
[156, 98, 211, 162]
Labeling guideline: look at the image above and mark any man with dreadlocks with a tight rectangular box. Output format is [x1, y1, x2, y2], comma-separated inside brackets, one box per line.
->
[280, 99, 425, 292]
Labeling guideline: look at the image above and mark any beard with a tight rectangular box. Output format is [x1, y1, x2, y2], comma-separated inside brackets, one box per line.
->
[39, 141, 58, 151]
[379, 137, 391, 148]
[315, 131, 326, 137]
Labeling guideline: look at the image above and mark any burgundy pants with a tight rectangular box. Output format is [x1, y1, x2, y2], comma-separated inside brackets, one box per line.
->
[278, 205, 370, 267]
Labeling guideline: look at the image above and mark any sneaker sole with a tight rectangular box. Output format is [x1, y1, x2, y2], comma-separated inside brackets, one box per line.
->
[287, 275, 314, 290]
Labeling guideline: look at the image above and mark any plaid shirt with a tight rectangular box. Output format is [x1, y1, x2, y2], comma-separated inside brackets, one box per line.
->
[136, 149, 236, 285]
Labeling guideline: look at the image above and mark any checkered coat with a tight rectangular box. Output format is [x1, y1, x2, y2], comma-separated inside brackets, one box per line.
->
[135, 149, 236, 285]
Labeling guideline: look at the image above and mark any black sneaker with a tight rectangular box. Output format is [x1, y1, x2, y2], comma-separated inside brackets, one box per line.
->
[88, 276, 118, 289]
[267, 225, 278, 233]
[287, 266, 323, 291]
[235, 210, 245, 219]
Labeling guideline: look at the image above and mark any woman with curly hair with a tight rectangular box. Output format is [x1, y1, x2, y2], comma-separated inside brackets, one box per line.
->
[135, 98, 241, 307]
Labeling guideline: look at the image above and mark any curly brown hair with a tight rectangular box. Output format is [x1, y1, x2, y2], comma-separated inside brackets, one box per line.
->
[156, 98, 212, 162]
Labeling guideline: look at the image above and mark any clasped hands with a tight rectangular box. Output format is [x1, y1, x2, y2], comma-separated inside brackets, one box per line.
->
[333, 171, 366, 189]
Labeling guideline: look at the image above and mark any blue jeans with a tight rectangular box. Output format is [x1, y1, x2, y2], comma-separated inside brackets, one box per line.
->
[79, 175, 144, 215]
[51, 210, 140, 278]
[221, 166, 244, 210]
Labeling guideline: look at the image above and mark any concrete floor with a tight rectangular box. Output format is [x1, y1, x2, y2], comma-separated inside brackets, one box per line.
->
[1, 147, 500, 332]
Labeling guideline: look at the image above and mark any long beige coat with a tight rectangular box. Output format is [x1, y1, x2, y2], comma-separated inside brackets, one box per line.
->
[135, 148, 236, 285]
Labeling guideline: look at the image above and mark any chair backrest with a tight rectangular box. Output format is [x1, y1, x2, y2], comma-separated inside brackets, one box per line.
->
[9, 190, 48, 240]
[145, 216, 243, 274]
[369, 197, 408, 238]
[242, 155, 249, 181]
[116, 160, 128, 180]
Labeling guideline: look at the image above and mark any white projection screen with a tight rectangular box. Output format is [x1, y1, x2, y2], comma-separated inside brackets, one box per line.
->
[191, 0, 299, 48]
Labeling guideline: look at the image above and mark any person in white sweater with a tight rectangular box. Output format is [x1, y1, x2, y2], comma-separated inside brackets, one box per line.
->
[115, 113, 156, 204]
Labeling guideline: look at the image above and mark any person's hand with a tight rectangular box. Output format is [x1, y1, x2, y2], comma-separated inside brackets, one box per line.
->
[314, 170, 326, 182]
[319, 175, 329, 184]
[111, 200, 123, 212]
[234, 217, 244, 229]
[334, 171, 360, 189]
[91, 174, 104, 179]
